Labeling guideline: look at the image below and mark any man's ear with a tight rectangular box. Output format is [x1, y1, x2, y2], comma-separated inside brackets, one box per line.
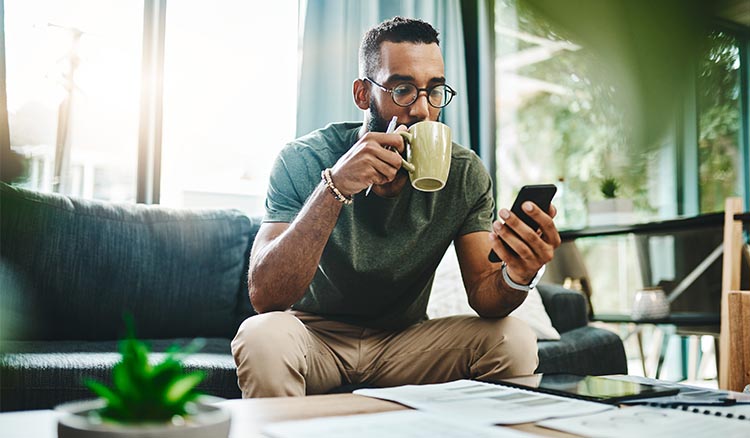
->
[352, 79, 370, 110]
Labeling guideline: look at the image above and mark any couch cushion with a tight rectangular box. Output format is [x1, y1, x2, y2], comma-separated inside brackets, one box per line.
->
[0, 339, 240, 411]
[0, 183, 259, 340]
[536, 326, 627, 375]
[536, 283, 588, 333]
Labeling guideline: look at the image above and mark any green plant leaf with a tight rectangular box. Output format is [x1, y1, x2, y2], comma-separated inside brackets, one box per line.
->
[112, 362, 141, 406]
[85, 379, 125, 412]
[84, 317, 206, 423]
[180, 338, 207, 356]
[164, 371, 206, 405]
[150, 360, 183, 395]
[164, 338, 206, 362]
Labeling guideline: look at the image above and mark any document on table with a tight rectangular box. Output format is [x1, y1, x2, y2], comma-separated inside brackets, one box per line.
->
[610, 374, 750, 407]
[263, 410, 538, 438]
[538, 406, 750, 438]
[354, 379, 613, 425]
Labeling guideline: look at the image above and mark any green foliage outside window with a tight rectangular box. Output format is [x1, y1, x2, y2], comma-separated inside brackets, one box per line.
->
[497, 0, 656, 225]
[497, 0, 742, 223]
[698, 31, 741, 213]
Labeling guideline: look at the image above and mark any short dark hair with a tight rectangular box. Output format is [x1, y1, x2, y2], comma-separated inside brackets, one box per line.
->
[358, 17, 440, 78]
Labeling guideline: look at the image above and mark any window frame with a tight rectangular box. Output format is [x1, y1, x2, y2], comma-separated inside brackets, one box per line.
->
[136, 0, 167, 204]
[679, 20, 750, 215]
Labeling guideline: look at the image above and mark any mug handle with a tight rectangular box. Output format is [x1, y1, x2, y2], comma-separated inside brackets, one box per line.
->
[397, 132, 416, 173]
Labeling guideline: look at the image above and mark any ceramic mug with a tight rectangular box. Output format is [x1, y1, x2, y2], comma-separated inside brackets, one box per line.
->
[397, 121, 452, 192]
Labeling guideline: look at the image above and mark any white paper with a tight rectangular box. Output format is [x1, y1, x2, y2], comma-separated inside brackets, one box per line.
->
[607, 374, 750, 417]
[263, 410, 539, 438]
[354, 379, 613, 425]
[538, 406, 750, 438]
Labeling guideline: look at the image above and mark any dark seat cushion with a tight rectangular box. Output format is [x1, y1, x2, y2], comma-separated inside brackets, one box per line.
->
[0, 183, 259, 341]
[0, 339, 241, 411]
[537, 326, 627, 375]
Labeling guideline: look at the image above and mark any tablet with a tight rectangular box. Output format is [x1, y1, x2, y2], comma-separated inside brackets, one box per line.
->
[494, 374, 680, 404]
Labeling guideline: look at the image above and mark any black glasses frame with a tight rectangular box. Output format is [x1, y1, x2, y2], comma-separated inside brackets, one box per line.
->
[364, 77, 457, 108]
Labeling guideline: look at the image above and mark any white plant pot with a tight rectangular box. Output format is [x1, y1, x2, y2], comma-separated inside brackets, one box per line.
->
[56, 397, 231, 438]
[587, 198, 635, 226]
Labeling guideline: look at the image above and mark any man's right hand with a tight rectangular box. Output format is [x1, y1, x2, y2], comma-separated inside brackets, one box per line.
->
[329, 131, 406, 197]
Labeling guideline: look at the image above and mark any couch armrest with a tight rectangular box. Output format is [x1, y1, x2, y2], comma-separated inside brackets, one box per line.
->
[536, 283, 588, 333]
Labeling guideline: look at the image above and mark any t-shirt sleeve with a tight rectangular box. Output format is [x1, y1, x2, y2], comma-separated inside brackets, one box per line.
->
[457, 156, 495, 236]
[264, 149, 305, 223]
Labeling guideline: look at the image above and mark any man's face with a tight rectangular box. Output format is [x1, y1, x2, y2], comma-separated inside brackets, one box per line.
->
[367, 41, 445, 132]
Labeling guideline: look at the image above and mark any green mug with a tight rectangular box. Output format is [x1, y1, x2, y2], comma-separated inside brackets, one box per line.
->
[397, 121, 452, 192]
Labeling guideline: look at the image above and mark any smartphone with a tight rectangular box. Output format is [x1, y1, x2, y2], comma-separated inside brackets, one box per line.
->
[488, 184, 558, 263]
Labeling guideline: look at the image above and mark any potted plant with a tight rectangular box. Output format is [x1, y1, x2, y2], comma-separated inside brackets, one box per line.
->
[56, 319, 231, 438]
[587, 177, 634, 226]
[599, 177, 619, 200]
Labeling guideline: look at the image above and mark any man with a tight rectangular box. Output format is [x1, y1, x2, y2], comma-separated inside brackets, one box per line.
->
[232, 16, 560, 398]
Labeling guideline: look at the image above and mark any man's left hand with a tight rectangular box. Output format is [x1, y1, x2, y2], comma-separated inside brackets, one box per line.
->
[488, 202, 561, 285]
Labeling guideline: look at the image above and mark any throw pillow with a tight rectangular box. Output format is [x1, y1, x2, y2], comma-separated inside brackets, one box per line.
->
[428, 244, 561, 340]
[507, 286, 561, 340]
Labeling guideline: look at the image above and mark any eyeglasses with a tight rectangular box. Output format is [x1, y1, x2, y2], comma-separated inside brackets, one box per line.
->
[364, 77, 457, 108]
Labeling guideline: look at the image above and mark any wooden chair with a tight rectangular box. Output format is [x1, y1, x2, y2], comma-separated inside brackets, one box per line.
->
[719, 197, 750, 391]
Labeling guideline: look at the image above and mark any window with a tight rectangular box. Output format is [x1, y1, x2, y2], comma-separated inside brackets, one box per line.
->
[494, 0, 679, 229]
[494, 2, 748, 228]
[697, 31, 742, 213]
[5, 0, 299, 212]
[158, 1, 299, 216]
[5, 0, 143, 202]
[494, 1, 748, 315]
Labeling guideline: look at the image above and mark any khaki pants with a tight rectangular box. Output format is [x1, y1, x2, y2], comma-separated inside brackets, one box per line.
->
[231, 311, 538, 398]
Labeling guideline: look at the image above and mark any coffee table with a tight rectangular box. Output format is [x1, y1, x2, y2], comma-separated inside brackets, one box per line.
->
[217, 394, 576, 437]
[0, 394, 576, 437]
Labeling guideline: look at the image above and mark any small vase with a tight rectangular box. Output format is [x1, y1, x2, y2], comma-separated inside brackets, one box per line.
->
[631, 287, 670, 321]
[56, 397, 231, 438]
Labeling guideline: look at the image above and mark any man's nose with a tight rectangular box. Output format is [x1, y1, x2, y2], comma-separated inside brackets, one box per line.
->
[408, 93, 430, 120]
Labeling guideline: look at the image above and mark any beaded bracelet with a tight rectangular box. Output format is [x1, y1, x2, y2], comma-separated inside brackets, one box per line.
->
[321, 168, 353, 205]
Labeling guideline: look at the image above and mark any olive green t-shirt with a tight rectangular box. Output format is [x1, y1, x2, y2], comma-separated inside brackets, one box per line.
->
[265, 122, 495, 329]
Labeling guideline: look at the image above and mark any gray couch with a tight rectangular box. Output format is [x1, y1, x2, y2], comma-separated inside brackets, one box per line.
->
[0, 183, 626, 411]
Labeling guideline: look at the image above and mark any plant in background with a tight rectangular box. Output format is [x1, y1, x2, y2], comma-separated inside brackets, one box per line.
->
[85, 318, 206, 424]
[599, 177, 619, 199]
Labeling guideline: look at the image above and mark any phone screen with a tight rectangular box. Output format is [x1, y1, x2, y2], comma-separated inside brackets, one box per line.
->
[510, 184, 557, 231]
[488, 184, 557, 263]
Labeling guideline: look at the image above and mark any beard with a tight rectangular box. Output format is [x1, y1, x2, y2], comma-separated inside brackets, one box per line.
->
[366, 97, 440, 133]
[367, 97, 390, 133]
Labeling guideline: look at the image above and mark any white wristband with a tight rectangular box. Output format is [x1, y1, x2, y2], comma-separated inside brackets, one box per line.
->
[501, 262, 545, 292]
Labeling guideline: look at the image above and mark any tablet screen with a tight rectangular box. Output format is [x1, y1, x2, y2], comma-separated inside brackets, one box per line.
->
[496, 374, 680, 404]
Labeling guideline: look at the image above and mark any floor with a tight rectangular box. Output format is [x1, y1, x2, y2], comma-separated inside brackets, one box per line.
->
[597, 322, 719, 389]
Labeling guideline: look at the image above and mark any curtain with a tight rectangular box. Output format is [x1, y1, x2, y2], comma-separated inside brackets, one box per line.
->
[460, 0, 496, 190]
[296, 0, 472, 150]
[0, 0, 18, 183]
